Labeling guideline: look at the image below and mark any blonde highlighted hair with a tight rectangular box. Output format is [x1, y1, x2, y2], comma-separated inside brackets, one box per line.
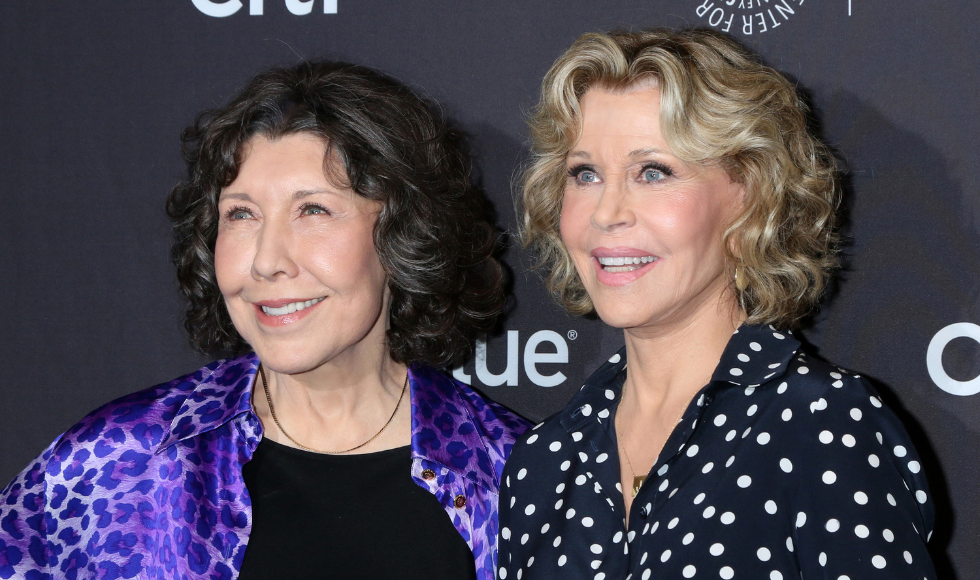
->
[520, 28, 839, 328]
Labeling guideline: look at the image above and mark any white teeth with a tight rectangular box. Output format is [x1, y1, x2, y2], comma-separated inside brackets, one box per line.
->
[261, 297, 324, 316]
[597, 256, 657, 268]
[604, 265, 640, 273]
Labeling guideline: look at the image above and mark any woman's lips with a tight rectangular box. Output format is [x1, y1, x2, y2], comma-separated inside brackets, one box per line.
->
[253, 297, 326, 327]
[591, 248, 660, 286]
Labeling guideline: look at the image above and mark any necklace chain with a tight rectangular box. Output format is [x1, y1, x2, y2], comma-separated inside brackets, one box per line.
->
[618, 371, 713, 498]
[258, 365, 408, 455]
[617, 380, 650, 498]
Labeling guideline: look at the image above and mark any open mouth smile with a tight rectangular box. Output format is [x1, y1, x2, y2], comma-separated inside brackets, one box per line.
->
[260, 297, 325, 316]
[253, 296, 327, 326]
[596, 255, 658, 273]
[591, 248, 661, 285]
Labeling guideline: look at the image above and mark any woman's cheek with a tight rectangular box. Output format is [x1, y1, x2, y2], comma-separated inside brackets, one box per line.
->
[559, 193, 589, 247]
[213, 232, 249, 296]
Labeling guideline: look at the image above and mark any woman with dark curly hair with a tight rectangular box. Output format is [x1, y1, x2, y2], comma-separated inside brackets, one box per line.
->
[0, 61, 528, 580]
[498, 29, 935, 580]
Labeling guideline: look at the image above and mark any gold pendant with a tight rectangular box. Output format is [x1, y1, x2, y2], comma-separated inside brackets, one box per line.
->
[632, 475, 646, 497]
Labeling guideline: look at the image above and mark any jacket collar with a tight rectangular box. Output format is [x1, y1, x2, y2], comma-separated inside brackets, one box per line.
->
[409, 363, 499, 493]
[155, 354, 260, 454]
[156, 354, 499, 492]
[560, 323, 802, 433]
[710, 324, 801, 387]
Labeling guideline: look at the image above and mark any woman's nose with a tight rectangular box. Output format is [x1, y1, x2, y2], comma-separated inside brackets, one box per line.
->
[251, 219, 300, 281]
[590, 180, 635, 232]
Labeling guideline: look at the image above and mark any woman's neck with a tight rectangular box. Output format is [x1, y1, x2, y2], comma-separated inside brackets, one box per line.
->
[254, 326, 411, 453]
[621, 291, 745, 415]
[274, 351, 406, 414]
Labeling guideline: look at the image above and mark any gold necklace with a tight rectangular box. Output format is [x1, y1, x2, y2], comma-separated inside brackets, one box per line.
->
[258, 365, 408, 454]
[619, 438, 646, 499]
[618, 372, 712, 498]
[617, 380, 652, 498]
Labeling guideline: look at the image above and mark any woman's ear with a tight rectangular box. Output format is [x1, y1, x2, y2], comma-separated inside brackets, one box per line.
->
[729, 177, 747, 212]
[725, 178, 747, 259]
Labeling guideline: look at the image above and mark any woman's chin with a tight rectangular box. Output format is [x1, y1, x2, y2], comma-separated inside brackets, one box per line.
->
[249, 343, 329, 376]
[592, 305, 658, 330]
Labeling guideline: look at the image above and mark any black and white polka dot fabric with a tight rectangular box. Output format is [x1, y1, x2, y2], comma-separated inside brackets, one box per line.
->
[498, 324, 935, 580]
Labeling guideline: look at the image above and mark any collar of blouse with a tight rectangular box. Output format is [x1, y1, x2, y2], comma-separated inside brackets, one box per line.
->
[559, 324, 803, 435]
[151, 353, 504, 494]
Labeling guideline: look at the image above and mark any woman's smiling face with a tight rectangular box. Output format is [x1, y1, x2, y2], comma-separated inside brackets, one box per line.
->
[559, 83, 745, 332]
[215, 133, 388, 374]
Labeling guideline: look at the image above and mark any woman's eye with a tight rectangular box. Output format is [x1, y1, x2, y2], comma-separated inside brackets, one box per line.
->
[638, 163, 673, 183]
[641, 168, 664, 182]
[301, 204, 329, 216]
[569, 166, 601, 184]
[225, 206, 253, 220]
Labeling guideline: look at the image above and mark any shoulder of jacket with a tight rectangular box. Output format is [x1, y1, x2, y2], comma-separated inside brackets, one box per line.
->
[413, 364, 532, 444]
[36, 359, 243, 476]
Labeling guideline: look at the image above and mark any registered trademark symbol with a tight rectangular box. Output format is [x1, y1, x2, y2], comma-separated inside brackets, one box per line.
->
[567, 330, 578, 341]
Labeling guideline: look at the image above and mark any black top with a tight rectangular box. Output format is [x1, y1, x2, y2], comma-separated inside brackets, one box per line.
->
[239, 439, 476, 580]
[498, 324, 936, 580]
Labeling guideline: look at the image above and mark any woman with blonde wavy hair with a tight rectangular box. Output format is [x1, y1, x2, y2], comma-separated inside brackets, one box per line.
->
[498, 28, 936, 579]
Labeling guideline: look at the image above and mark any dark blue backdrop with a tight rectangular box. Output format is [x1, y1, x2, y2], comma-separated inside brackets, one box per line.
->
[1, 1, 977, 576]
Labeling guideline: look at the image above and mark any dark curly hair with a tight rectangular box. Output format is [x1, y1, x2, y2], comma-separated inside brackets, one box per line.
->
[165, 61, 503, 367]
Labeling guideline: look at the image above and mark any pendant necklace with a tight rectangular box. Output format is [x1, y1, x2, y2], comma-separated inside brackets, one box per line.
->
[619, 437, 648, 498]
[618, 372, 712, 498]
[258, 365, 408, 454]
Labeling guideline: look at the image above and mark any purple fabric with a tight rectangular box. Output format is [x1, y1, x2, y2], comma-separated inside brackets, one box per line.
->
[0, 354, 530, 580]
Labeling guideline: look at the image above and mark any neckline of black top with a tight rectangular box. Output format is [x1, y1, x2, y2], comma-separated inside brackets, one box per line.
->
[258, 436, 412, 460]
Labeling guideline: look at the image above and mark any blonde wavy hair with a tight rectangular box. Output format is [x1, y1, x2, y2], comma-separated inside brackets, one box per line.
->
[520, 28, 839, 329]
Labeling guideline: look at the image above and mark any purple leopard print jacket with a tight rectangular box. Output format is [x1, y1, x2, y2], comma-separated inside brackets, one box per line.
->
[0, 354, 530, 580]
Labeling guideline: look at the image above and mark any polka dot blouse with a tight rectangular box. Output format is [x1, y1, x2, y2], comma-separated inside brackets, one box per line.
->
[497, 324, 935, 580]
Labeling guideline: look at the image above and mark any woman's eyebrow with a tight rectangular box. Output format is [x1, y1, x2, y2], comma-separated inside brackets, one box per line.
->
[220, 192, 252, 202]
[567, 148, 669, 160]
[293, 188, 333, 200]
[628, 147, 668, 158]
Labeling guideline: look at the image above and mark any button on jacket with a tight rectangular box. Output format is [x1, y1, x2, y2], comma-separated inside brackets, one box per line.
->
[0, 354, 529, 580]
[498, 324, 935, 580]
